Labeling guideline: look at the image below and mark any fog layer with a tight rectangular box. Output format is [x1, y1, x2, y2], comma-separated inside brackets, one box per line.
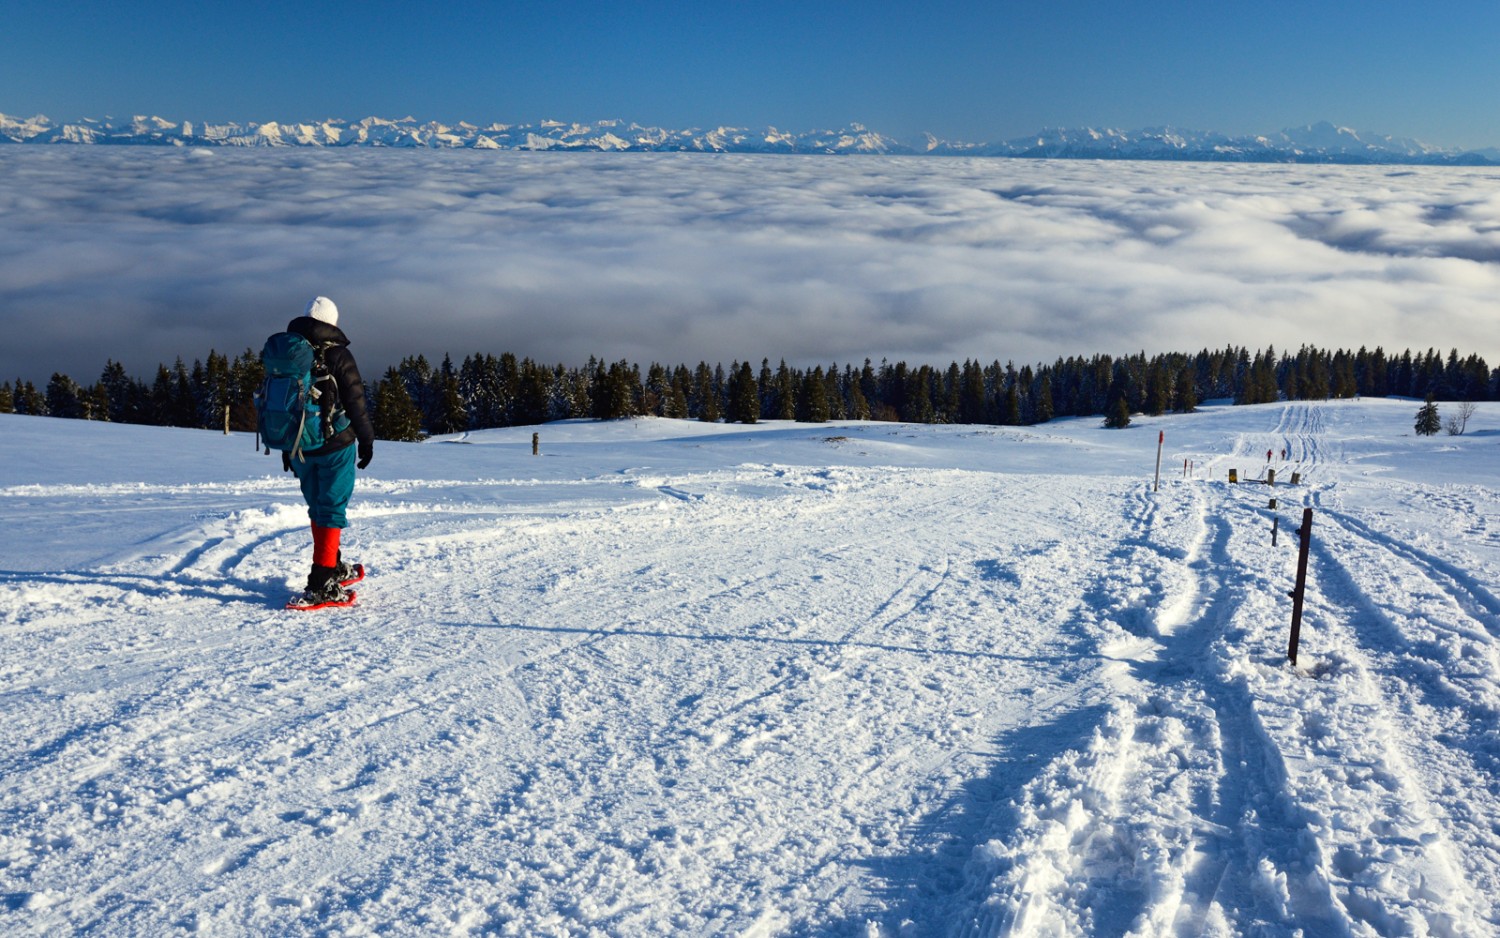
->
[2, 148, 1497, 383]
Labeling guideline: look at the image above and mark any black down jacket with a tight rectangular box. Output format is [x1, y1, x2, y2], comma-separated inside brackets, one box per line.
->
[285, 316, 375, 460]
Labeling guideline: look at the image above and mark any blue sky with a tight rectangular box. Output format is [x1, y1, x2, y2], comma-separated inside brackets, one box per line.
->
[7, 0, 1500, 147]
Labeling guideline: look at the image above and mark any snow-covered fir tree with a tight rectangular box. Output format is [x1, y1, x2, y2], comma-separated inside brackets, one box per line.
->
[1414, 395, 1441, 436]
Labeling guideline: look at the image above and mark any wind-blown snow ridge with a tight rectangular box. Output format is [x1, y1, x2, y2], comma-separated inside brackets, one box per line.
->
[2, 112, 1496, 164]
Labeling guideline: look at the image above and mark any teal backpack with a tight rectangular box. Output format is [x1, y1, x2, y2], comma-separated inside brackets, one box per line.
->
[254, 333, 348, 458]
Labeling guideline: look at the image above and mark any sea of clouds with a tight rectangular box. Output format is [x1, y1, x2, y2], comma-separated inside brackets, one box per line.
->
[2, 146, 1498, 384]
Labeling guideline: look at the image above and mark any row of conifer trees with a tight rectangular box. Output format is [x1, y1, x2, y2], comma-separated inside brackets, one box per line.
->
[3, 344, 1494, 441]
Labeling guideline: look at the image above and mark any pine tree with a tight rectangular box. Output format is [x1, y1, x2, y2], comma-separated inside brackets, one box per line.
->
[1032, 373, 1055, 424]
[847, 367, 870, 420]
[904, 365, 935, 423]
[1414, 395, 1441, 436]
[432, 370, 468, 435]
[824, 364, 845, 420]
[1143, 360, 1169, 416]
[774, 360, 797, 420]
[228, 350, 263, 431]
[665, 367, 690, 419]
[1104, 396, 1131, 429]
[171, 358, 197, 427]
[513, 360, 552, 426]
[557, 365, 591, 418]
[397, 355, 434, 427]
[86, 383, 110, 421]
[642, 362, 670, 417]
[1174, 364, 1198, 413]
[692, 362, 721, 423]
[999, 382, 1020, 426]
[373, 368, 424, 441]
[727, 362, 759, 424]
[591, 360, 637, 420]
[799, 366, 830, 422]
[46, 373, 84, 419]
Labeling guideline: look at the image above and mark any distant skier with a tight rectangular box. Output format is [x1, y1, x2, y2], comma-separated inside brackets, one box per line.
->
[275, 296, 375, 609]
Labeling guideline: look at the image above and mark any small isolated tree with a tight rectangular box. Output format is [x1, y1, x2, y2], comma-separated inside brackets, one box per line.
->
[1414, 395, 1441, 436]
[1104, 396, 1132, 429]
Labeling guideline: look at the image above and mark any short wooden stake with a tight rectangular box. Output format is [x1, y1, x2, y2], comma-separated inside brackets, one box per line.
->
[1229, 468, 1238, 484]
[1287, 508, 1314, 665]
[1272, 515, 1279, 546]
[1290, 471, 1301, 485]
[532, 432, 540, 456]
[1267, 468, 1276, 487]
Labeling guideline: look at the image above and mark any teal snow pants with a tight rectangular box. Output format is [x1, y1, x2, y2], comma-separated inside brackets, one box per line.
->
[289, 443, 357, 529]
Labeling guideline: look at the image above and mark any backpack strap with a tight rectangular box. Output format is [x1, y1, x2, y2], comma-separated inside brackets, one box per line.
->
[313, 342, 344, 443]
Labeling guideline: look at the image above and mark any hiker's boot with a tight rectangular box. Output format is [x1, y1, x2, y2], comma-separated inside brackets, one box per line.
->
[288, 564, 354, 610]
[333, 550, 364, 587]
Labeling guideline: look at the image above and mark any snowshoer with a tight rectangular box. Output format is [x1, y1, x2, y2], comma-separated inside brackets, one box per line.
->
[278, 296, 375, 609]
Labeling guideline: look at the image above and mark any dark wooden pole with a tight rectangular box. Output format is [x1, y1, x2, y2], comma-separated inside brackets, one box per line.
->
[1287, 507, 1313, 665]
[1154, 430, 1163, 492]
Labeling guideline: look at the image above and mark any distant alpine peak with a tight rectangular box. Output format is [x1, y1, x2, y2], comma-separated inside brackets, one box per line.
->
[0, 112, 1493, 164]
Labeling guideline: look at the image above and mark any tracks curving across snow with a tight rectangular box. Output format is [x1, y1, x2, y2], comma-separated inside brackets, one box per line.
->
[3, 404, 1498, 936]
[952, 479, 1350, 937]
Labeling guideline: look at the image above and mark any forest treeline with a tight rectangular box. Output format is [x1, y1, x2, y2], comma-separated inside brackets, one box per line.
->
[4, 344, 1496, 441]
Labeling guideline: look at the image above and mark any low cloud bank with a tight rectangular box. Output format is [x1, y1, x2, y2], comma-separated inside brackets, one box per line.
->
[2, 148, 1498, 384]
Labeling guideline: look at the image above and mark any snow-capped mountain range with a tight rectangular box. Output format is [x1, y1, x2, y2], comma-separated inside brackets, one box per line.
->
[2, 112, 1496, 164]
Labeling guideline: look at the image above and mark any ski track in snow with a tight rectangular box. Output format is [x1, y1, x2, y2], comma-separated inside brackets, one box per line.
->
[1, 402, 1498, 936]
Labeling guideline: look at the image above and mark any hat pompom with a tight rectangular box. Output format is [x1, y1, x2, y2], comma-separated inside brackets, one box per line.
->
[305, 296, 339, 326]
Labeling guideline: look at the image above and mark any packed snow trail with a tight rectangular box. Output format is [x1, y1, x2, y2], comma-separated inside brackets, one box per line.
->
[2, 401, 1498, 936]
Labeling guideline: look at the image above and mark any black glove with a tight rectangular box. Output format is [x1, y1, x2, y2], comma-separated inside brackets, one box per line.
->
[357, 442, 373, 470]
[281, 451, 292, 473]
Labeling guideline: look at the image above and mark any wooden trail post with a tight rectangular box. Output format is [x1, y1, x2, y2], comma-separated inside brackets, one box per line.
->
[532, 432, 540, 456]
[1154, 430, 1164, 491]
[1287, 507, 1314, 665]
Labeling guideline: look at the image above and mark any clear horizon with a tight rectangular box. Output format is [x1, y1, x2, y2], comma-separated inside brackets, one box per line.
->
[7, 1, 1500, 151]
[3, 110, 1492, 152]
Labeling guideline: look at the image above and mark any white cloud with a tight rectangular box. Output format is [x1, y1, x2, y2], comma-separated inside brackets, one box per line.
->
[1, 148, 1498, 386]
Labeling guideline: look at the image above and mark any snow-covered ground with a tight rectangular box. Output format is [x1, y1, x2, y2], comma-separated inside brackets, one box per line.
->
[2, 399, 1498, 937]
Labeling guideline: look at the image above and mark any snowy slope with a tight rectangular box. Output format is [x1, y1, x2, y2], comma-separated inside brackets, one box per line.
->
[2, 400, 1498, 936]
